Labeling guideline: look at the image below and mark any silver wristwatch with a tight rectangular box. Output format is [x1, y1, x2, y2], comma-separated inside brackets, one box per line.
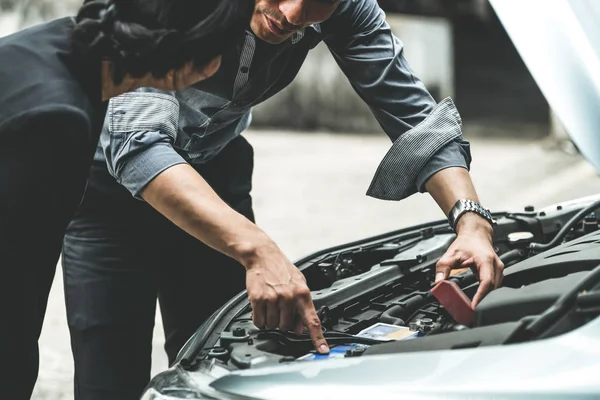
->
[447, 199, 496, 231]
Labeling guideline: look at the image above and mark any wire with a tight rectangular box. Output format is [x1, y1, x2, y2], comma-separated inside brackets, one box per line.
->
[529, 199, 600, 252]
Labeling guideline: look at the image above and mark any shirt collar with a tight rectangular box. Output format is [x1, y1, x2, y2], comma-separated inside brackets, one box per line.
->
[290, 23, 321, 44]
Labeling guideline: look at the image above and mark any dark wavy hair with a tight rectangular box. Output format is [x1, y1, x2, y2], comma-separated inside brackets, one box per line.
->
[72, 0, 253, 84]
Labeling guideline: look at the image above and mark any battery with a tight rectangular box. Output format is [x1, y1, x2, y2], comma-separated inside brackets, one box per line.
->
[296, 344, 369, 361]
[356, 323, 419, 341]
[296, 323, 419, 361]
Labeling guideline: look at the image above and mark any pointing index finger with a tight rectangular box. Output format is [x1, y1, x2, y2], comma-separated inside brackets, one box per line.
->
[297, 296, 329, 354]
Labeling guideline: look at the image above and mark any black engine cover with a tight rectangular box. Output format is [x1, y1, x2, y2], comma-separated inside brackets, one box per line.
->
[470, 229, 600, 326]
[474, 271, 588, 326]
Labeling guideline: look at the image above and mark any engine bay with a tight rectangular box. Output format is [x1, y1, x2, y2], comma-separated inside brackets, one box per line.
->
[179, 197, 600, 371]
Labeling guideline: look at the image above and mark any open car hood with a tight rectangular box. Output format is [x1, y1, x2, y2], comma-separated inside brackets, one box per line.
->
[489, 0, 600, 172]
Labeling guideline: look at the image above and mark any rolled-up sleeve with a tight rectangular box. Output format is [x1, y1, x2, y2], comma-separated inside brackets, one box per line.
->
[100, 90, 187, 199]
[415, 138, 472, 192]
[322, 0, 471, 200]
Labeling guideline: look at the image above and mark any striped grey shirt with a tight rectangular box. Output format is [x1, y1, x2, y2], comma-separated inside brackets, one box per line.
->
[99, 0, 471, 201]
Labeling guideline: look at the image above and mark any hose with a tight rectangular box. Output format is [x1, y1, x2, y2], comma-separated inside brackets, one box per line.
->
[380, 305, 405, 326]
[529, 199, 600, 252]
[500, 248, 527, 267]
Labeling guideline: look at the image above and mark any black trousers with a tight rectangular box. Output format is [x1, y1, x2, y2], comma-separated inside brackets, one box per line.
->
[0, 126, 93, 399]
[62, 136, 254, 399]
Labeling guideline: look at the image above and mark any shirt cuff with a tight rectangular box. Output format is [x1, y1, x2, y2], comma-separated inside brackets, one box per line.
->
[117, 139, 187, 199]
[366, 97, 463, 201]
[415, 138, 472, 193]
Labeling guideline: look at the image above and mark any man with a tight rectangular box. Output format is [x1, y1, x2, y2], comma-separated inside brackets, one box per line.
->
[0, 0, 251, 397]
[62, 0, 504, 397]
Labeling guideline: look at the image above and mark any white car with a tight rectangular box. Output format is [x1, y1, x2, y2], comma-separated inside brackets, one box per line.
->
[142, 1, 600, 398]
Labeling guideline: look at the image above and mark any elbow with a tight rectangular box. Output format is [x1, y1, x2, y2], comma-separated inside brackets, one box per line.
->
[106, 133, 187, 199]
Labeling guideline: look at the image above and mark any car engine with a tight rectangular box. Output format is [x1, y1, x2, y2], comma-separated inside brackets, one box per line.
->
[176, 196, 600, 371]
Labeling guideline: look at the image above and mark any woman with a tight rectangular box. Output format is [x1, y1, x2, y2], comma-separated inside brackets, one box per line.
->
[0, 0, 250, 397]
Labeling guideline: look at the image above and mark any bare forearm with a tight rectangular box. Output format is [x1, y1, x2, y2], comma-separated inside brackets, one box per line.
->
[427, 167, 503, 305]
[141, 165, 329, 350]
[140, 163, 273, 268]
[425, 167, 491, 236]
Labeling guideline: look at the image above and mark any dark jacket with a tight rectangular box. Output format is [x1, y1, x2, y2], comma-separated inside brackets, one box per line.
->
[0, 17, 105, 155]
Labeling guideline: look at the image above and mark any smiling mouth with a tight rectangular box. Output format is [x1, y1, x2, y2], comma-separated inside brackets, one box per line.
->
[264, 15, 294, 37]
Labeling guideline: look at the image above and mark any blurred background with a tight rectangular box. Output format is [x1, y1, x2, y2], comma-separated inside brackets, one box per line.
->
[2, 1, 600, 399]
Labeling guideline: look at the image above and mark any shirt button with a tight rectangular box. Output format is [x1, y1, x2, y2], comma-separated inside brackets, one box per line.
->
[240, 66, 249, 74]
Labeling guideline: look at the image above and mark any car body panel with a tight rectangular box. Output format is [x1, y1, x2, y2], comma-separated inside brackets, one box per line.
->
[209, 315, 600, 399]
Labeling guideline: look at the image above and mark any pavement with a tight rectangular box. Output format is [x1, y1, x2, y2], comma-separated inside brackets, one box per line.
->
[31, 128, 600, 399]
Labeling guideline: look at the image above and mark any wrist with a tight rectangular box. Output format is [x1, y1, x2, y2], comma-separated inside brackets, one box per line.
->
[231, 235, 279, 270]
[455, 212, 494, 239]
[448, 199, 495, 234]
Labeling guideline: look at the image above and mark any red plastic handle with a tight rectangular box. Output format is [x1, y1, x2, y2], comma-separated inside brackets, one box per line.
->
[431, 280, 475, 327]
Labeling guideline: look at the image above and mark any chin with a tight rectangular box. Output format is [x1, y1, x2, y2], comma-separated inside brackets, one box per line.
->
[258, 29, 289, 44]
[250, 20, 289, 44]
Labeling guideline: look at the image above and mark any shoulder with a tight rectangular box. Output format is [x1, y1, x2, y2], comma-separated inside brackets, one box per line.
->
[328, 0, 383, 25]
[317, 0, 387, 47]
[0, 18, 97, 135]
[320, 0, 385, 38]
[0, 17, 75, 56]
